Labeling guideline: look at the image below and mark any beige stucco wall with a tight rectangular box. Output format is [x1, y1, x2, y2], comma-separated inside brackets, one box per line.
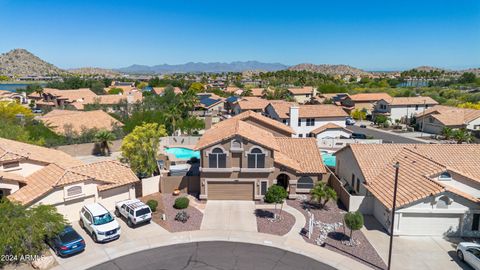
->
[142, 176, 160, 196]
[1, 160, 46, 177]
[0, 179, 20, 194]
[335, 148, 368, 195]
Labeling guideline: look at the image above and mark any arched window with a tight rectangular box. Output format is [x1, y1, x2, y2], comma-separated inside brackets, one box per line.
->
[297, 176, 314, 189]
[436, 196, 450, 209]
[67, 186, 82, 197]
[231, 139, 242, 149]
[247, 147, 265, 168]
[439, 171, 452, 180]
[208, 148, 226, 168]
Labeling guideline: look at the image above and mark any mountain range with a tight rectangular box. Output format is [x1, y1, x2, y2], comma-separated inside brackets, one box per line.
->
[115, 61, 287, 74]
[0, 48, 478, 77]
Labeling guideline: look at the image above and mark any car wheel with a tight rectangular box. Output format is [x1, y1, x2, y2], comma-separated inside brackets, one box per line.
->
[79, 219, 84, 229]
[114, 209, 121, 217]
[92, 233, 98, 243]
[457, 250, 464, 261]
[127, 218, 133, 227]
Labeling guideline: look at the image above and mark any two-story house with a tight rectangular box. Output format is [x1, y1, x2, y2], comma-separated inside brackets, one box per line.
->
[415, 105, 480, 135]
[194, 113, 327, 200]
[373, 96, 438, 123]
[335, 144, 480, 237]
[1, 138, 139, 221]
[265, 102, 349, 139]
[341, 92, 393, 114]
[287, 86, 317, 104]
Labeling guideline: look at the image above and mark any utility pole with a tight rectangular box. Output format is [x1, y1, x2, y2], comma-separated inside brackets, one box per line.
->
[387, 162, 400, 270]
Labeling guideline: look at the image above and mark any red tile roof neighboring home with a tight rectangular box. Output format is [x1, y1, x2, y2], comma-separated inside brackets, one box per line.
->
[195, 118, 326, 174]
[152, 87, 182, 95]
[216, 110, 295, 135]
[287, 86, 314, 95]
[0, 90, 23, 101]
[416, 105, 480, 126]
[235, 97, 271, 111]
[310, 123, 352, 135]
[349, 93, 393, 102]
[0, 138, 82, 167]
[274, 137, 326, 174]
[9, 160, 139, 205]
[225, 86, 241, 93]
[249, 88, 266, 97]
[387, 96, 438, 106]
[39, 110, 123, 135]
[269, 103, 349, 119]
[338, 144, 480, 209]
[28, 88, 97, 101]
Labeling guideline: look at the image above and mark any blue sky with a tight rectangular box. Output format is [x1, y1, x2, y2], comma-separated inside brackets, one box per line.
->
[1, 0, 479, 70]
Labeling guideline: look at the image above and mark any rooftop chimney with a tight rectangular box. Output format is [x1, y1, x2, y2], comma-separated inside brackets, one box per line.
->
[289, 105, 299, 134]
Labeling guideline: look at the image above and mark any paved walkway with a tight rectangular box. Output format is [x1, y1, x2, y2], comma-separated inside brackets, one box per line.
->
[201, 200, 257, 232]
[361, 215, 468, 270]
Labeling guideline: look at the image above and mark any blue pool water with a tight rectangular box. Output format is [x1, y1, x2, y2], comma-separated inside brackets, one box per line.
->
[165, 147, 200, 160]
[321, 152, 336, 167]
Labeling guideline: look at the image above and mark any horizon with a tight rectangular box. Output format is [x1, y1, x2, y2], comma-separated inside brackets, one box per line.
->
[1, 0, 479, 70]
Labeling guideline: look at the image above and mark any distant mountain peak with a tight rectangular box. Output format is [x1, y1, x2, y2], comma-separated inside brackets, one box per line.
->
[288, 63, 371, 76]
[0, 48, 64, 76]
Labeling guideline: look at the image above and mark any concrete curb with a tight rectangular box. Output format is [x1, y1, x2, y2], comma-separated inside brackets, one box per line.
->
[52, 230, 373, 270]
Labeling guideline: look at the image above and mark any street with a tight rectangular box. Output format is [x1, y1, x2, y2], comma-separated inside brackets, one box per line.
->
[347, 125, 427, 144]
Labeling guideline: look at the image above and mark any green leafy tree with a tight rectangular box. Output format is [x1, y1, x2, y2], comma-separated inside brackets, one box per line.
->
[241, 89, 252, 97]
[459, 72, 476, 84]
[188, 82, 204, 93]
[351, 109, 366, 121]
[442, 127, 454, 140]
[264, 185, 288, 220]
[90, 81, 106, 95]
[0, 199, 67, 266]
[107, 87, 124, 95]
[343, 211, 364, 240]
[374, 115, 388, 125]
[0, 101, 34, 120]
[310, 182, 337, 208]
[94, 129, 116, 156]
[178, 116, 205, 135]
[121, 123, 167, 176]
[453, 128, 473, 144]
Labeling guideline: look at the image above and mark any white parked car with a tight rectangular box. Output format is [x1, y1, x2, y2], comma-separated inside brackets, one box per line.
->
[114, 199, 152, 227]
[345, 117, 356, 125]
[79, 203, 121, 243]
[457, 242, 480, 270]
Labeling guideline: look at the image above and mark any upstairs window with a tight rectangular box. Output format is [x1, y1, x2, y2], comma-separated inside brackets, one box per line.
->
[247, 148, 265, 168]
[231, 139, 242, 150]
[436, 195, 450, 209]
[306, 118, 315, 126]
[208, 148, 226, 168]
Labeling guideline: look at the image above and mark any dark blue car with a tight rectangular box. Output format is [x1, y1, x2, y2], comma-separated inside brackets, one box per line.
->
[47, 226, 85, 257]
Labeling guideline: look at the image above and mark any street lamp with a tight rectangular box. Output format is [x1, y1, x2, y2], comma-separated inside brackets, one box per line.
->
[387, 162, 400, 270]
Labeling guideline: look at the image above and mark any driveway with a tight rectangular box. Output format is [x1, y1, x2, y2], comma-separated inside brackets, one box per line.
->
[362, 215, 471, 270]
[201, 200, 257, 232]
[88, 241, 336, 270]
[347, 124, 428, 144]
[53, 220, 169, 270]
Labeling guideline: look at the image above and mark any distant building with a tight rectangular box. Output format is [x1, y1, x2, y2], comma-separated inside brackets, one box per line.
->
[287, 86, 316, 104]
[415, 105, 480, 134]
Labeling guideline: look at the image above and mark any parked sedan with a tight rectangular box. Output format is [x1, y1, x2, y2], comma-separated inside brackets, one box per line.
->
[47, 226, 85, 257]
[457, 242, 480, 270]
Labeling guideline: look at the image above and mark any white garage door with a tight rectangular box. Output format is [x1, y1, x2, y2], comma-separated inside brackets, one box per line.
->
[61, 196, 95, 222]
[399, 213, 461, 236]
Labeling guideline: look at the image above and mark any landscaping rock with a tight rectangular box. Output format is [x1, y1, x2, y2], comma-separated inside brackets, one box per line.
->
[31, 255, 55, 269]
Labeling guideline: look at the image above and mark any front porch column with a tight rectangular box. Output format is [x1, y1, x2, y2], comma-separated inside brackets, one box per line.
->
[288, 179, 298, 199]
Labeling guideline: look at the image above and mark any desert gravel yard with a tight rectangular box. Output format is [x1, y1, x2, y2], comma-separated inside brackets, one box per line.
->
[255, 208, 295, 236]
[287, 196, 387, 270]
[141, 193, 203, 232]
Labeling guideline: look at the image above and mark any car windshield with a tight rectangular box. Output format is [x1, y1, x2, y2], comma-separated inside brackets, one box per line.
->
[93, 213, 114, 225]
[136, 208, 151, 216]
[59, 230, 80, 243]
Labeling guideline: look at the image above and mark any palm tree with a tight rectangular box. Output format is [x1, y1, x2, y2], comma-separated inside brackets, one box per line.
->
[163, 106, 181, 135]
[310, 182, 337, 209]
[94, 130, 116, 156]
[442, 127, 454, 140]
[453, 128, 473, 144]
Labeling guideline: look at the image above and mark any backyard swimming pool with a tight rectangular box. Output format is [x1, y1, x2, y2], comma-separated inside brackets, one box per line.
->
[165, 147, 200, 160]
[321, 151, 336, 167]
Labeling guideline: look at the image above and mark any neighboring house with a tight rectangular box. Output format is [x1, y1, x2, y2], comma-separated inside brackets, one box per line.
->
[38, 110, 123, 136]
[0, 138, 139, 221]
[231, 97, 271, 115]
[28, 88, 142, 110]
[317, 93, 349, 105]
[341, 92, 393, 114]
[194, 116, 327, 200]
[287, 86, 316, 104]
[310, 123, 352, 139]
[335, 144, 480, 237]
[249, 88, 266, 97]
[0, 90, 27, 104]
[373, 96, 438, 123]
[415, 105, 480, 134]
[265, 103, 349, 138]
[152, 87, 182, 96]
[195, 93, 225, 114]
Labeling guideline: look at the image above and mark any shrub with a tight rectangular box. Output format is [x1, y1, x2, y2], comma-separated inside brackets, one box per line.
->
[175, 211, 190, 223]
[264, 185, 288, 220]
[174, 197, 189, 209]
[344, 211, 364, 239]
[146, 199, 158, 212]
